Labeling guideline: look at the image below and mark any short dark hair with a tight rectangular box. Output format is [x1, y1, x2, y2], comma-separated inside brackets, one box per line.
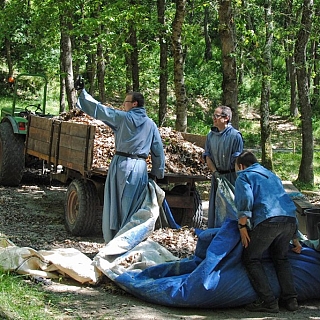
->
[236, 150, 258, 167]
[219, 105, 232, 122]
[128, 91, 144, 107]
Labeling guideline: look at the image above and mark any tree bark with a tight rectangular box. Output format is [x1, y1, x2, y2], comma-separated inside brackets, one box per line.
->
[97, 42, 106, 103]
[172, 0, 187, 132]
[60, 13, 77, 109]
[5, 38, 13, 79]
[59, 49, 66, 113]
[157, 0, 168, 127]
[218, 0, 239, 129]
[125, 1, 140, 93]
[295, 0, 314, 185]
[260, 0, 273, 170]
[314, 40, 320, 102]
[284, 0, 299, 117]
[85, 50, 96, 96]
[204, 5, 212, 61]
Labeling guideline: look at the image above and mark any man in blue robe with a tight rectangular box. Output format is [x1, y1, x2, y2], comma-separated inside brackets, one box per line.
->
[76, 88, 165, 243]
[203, 106, 243, 228]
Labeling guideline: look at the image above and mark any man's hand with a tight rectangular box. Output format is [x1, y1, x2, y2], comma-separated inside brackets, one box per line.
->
[240, 228, 250, 248]
[74, 75, 84, 91]
[291, 238, 302, 254]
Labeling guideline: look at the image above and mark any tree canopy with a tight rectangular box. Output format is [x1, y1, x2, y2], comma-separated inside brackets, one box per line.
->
[0, 0, 319, 184]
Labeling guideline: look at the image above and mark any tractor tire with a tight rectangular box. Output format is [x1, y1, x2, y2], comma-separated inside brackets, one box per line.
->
[65, 179, 100, 236]
[169, 185, 203, 228]
[0, 122, 25, 186]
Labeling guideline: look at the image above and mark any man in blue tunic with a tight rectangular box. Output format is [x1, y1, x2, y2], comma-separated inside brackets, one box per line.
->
[203, 106, 243, 228]
[235, 151, 299, 312]
[76, 87, 165, 243]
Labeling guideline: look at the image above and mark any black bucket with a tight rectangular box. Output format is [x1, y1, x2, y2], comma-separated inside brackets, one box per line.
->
[304, 208, 320, 240]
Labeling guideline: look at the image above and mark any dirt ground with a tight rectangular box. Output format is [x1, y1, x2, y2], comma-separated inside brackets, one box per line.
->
[1, 173, 320, 320]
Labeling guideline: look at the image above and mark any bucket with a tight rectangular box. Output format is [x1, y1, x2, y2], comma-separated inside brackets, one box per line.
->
[304, 208, 320, 240]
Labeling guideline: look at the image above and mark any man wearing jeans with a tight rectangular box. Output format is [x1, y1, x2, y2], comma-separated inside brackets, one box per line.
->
[234, 151, 300, 313]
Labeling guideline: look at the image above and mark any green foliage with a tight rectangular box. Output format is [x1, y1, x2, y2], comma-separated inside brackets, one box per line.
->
[239, 118, 261, 148]
[0, 271, 59, 319]
[312, 118, 320, 144]
[273, 152, 301, 181]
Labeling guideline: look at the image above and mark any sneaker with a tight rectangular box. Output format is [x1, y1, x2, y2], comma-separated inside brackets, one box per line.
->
[245, 299, 279, 313]
[285, 298, 299, 311]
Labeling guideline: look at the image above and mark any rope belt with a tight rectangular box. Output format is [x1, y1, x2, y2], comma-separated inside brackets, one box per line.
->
[115, 151, 147, 160]
[217, 168, 235, 174]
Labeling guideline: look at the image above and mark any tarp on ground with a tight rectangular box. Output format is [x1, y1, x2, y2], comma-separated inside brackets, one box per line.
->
[1, 178, 320, 308]
[93, 178, 320, 308]
[108, 220, 320, 308]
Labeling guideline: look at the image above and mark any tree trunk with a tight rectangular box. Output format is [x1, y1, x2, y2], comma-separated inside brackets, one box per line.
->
[204, 6, 212, 61]
[288, 52, 298, 116]
[85, 51, 96, 96]
[295, 0, 314, 185]
[5, 38, 13, 79]
[284, 0, 299, 117]
[60, 13, 77, 109]
[126, 6, 139, 93]
[59, 52, 66, 113]
[260, 0, 273, 170]
[314, 40, 320, 103]
[157, 0, 168, 127]
[97, 42, 106, 103]
[218, 0, 239, 129]
[172, 0, 187, 132]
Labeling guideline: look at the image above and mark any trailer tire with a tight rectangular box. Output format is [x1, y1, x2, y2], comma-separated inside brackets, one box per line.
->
[0, 122, 25, 186]
[65, 179, 99, 236]
[169, 185, 203, 228]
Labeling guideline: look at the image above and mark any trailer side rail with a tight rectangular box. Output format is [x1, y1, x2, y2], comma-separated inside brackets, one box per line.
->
[26, 115, 96, 176]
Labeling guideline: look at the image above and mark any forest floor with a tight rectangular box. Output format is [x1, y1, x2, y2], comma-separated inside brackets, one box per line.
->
[1, 178, 320, 320]
[1, 115, 320, 319]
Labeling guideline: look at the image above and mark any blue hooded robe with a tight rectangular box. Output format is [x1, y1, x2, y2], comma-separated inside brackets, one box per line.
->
[204, 124, 243, 227]
[77, 90, 165, 242]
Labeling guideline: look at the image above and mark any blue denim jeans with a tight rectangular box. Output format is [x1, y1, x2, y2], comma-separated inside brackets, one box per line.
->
[243, 219, 298, 303]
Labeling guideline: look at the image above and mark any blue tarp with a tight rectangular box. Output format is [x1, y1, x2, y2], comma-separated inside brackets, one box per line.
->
[114, 219, 320, 308]
[94, 179, 320, 308]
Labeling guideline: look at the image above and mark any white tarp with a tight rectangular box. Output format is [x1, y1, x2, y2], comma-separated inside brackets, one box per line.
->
[0, 180, 171, 284]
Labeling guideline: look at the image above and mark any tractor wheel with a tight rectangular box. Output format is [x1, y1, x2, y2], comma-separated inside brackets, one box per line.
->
[0, 122, 25, 186]
[169, 185, 203, 228]
[65, 179, 100, 236]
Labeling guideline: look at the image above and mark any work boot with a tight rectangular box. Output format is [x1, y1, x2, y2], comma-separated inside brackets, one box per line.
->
[245, 299, 279, 313]
[284, 298, 299, 311]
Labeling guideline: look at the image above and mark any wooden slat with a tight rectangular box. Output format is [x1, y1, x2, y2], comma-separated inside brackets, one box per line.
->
[60, 121, 95, 139]
[181, 132, 206, 149]
[27, 138, 50, 156]
[26, 115, 96, 174]
[59, 134, 93, 152]
[58, 146, 87, 165]
[282, 181, 314, 215]
[29, 115, 54, 130]
[28, 126, 52, 142]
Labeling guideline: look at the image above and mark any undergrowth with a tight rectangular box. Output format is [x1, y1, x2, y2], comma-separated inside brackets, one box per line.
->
[0, 271, 60, 319]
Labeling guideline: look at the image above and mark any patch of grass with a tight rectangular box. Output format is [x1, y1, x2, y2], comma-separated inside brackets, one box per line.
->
[0, 271, 61, 319]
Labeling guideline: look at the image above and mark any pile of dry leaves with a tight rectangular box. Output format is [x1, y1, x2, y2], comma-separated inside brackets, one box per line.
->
[57, 110, 210, 177]
[149, 227, 198, 259]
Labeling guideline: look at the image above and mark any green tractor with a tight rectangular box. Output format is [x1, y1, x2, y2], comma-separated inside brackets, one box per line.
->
[0, 73, 48, 186]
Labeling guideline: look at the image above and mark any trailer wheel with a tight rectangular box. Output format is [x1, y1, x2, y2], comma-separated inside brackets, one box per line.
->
[65, 179, 99, 236]
[0, 122, 25, 186]
[169, 185, 203, 228]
